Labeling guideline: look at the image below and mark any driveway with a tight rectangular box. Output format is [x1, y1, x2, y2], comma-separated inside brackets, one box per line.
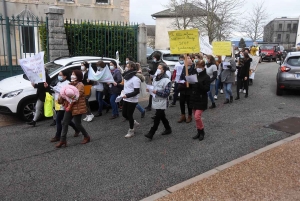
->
[0, 62, 300, 201]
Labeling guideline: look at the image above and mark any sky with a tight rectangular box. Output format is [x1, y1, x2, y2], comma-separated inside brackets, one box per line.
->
[130, 0, 300, 40]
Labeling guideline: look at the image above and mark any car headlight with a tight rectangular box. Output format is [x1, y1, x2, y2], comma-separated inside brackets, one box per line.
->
[2, 89, 23, 98]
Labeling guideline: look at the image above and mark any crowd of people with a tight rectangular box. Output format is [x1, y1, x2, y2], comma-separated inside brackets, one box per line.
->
[26, 48, 255, 148]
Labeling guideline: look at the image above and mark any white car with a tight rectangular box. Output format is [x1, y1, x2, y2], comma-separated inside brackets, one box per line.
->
[147, 50, 180, 72]
[0, 56, 120, 121]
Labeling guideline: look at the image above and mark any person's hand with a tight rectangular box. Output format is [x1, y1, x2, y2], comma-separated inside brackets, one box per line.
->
[244, 77, 248, 81]
[152, 90, 157, 94]
[113, 82, 117, 86]
[87, 79, 90, 82]
[123, 94, 127, 98]
[31, 83, 35, 87]
[146, 89, 149, 92]
[44, 82, 48, 88]
[107, 82, 110, 85]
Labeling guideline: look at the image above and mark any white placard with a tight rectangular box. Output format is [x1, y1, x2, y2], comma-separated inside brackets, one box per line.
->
[185, 74, 198, 84]
[146, 84, 156, 98]
[19, 52, 45, 84]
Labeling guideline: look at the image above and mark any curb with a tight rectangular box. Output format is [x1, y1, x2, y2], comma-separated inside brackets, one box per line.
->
[140, 132, 300, 201]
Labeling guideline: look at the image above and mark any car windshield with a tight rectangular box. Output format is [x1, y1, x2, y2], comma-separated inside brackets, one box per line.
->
[163, 54, 180, 61]
[260, 45, 273, 50]
[46, 62, 63, 75]
[287, 56, 300, 66]
[147, 47, 154, 54]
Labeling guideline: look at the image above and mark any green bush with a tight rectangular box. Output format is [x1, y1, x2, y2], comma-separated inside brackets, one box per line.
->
[39, 23, 48, 63]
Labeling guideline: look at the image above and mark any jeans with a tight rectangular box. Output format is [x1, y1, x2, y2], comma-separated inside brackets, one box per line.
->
[180, 94, 192, 115]
[151, 109, 171, 133]
[207, 84, 215, 103]
[223, 83, 233, 99]
[33, 99, 44, 121]
[136, 104, 145, 114]
[122, 101, 137, 129]
[96, 91, 108, 113]
[193, 109, 204, 130]
[55, 110, 79, 139]
[215, 79, 220, 96]
[172, 82, 179, 104]
[60, 111, 89, 141]
[237, 78, 249, 96]
[110, 93, 119, 116]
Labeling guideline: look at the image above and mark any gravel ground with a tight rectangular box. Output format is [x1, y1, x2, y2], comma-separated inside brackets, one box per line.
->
[0, 62, 300, 201]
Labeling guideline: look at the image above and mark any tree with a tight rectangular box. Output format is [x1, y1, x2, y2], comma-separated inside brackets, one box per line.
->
[239, 38, 246, 48]
[240, 1, 268, 41]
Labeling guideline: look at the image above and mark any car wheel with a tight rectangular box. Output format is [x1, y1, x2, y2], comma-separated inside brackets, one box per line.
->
[276, 84, 283, 96]
[18, 99, 36, 121]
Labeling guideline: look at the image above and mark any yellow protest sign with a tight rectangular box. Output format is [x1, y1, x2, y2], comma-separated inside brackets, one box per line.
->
[168, 29, 200, 54]
[212, 41, 232, 56]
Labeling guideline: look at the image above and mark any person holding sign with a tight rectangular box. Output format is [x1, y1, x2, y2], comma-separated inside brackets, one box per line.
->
[27, 68, 51, 127]
[220, 56, 236, 104]
[189, 60, 210, 141]
[145, 63, 172, 140]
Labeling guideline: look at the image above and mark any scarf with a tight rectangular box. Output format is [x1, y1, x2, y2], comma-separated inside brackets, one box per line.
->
[123, 70, 137, 81]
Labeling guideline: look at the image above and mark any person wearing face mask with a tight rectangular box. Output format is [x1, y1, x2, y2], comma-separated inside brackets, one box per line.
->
[107, 60, 123, 119]
[145, 63, 172, 140]
[177, 58, 195, 123]
[27, 68, 51, 127]
[93, 61, 110, 117]
[214, 55, 223, 99]
[50, 70, 80, 142]
[56, 70, 91, 148]
[81, 61, 94, 122]
[189, 60, 210, 141]
[205, 55, 218, 109]
[193, 53, 203, 65]
[170, 55, 185, 106]
[236, 52, 252, 99]
[145, 53, 162, 111]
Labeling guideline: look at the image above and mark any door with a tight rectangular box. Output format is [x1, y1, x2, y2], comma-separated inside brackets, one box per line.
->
[20, 26, 39, 58]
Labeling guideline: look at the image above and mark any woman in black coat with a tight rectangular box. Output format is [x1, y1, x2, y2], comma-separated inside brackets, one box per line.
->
[189, 60, 210, 141]
[236, 52, 252, 99]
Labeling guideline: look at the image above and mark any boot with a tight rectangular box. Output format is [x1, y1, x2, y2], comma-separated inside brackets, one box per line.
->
[186, 115, 192, 123]
[230, 96, 233, 103]
[125, 129, 135, 138]
[81, 136, 90, 144]
[145, 129, 155, 140]
[209, 103, 216, 109]
[223, 99, 229, 104]
[50, 137, 60, 142]
[192, 131, 200, 139]
[177, 114, 186, 123]
[161, 128, 172, 135]
[198, 129, 205, 141]
[56, 141, 67, 148]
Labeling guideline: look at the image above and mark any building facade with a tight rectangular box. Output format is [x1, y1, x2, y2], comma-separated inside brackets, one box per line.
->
[263, 17, 299, 50]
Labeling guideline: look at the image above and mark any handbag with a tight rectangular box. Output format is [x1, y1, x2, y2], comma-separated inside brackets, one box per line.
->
[44, 92, 54, 117]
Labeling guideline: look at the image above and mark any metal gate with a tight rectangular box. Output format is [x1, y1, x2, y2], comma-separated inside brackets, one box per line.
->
[0, 15, 48, 80]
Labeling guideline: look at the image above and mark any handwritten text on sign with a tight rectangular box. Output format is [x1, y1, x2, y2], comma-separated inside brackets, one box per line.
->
[168, 29, 200, 54]
[19, 52, 46, 84]
[212, 41, 232, 56]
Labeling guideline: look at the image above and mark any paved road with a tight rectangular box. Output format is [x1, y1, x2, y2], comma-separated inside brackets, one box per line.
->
[1, 62, 300, 201]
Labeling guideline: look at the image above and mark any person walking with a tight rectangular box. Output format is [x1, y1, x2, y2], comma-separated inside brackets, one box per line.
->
[108, 60, 123, 119]
[177, 58, 194, 123]
[220, 56, 237, 104]
[56, 70, 91, 148]
[145, 63, 172, 140]
[81, 61, 94, 122]
[170, 55, 184, 106]
[240, 52, 252, 98]
[27, 68, 51, 126]
[135, 63, 146, 118]
[189, 60, 210, 141]
[205, 55, 218, 109]
[50, 70, 80, 142]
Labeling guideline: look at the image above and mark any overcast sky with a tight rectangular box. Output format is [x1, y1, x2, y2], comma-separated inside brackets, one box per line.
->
[130, 0, 300, 40]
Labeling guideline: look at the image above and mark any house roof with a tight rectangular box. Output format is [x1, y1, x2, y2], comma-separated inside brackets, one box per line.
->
[152, 3, 206, 18]
[16, 5, 37, 19]
[146, 25, 156, 36]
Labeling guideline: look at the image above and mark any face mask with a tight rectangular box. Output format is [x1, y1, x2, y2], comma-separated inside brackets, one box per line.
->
[110, 65, 115, 70]
[153, 59, 157, 63]
[71, 75, 77, 81]
[97, 67, 101, 71]
[126, 60, 129, 64]
[155, 69, 162, 75]
[58, 75, 63, 82]
[81, 66, 85, 71]
[194, 59, 199, 63]
[125, 67, 129, 71]
[196, 68, 203, 73]
[240, 55, 244, 58]
[215, 58, 219, 61]
[179, 60, 184, 65]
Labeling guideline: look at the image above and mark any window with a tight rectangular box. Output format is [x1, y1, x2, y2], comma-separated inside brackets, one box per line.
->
[286, 34, 290, 42]
[21, 26, 35, 54]
[287, 23, 291, 31]
[293, 24, 298, 32]
[59, 0, 74, 2]
[278, 23, 282, 31]
[287, 56, 300, 66]
[277, 34, 281, 42]
[96, 0, 109, 3]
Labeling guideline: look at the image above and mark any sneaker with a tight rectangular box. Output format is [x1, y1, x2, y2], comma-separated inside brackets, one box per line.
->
[83, 116, 88, 121]
[214, 95, 218, 100]
[220, 89, 223, 94]
[86, 115, 94, 122]
[243, 89, 246, 94]
[239, 89, 242, 93]
[134, 120, 140, 129]
[125, 129, 135, 138]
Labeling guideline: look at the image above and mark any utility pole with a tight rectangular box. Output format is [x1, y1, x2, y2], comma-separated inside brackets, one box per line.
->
[2, 0, 13, 76]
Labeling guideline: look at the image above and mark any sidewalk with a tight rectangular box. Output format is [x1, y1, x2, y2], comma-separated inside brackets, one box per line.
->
[143, 133, 300, 201]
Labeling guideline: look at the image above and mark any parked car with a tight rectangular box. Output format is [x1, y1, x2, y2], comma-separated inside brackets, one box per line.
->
[147, 50, 180, 73]
[147, 47, 154, 57]
[0, 56, 119, 121]
[260, 45, 284, 62]
[276, 52, 300, 96]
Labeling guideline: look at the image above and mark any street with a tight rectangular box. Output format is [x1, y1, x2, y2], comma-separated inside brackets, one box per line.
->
[0, 61, 300, 201]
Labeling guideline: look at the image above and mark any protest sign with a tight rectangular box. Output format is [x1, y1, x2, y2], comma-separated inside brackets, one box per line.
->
[199, 35, 212, 55]
[19, 52, 45, 84]
[88, 65, 115, 83]
[168, 29, 200, 54]
[212, 41, 232, 56]
[249, 55, 260, 71]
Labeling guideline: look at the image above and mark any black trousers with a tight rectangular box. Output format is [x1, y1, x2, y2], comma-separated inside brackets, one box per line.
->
[146, 95, 152, 108]
[122, 101, 137, 129]
[237, 77, 249, 97]
[151, 109, 171, 133]
[180, 94, 192, 115]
